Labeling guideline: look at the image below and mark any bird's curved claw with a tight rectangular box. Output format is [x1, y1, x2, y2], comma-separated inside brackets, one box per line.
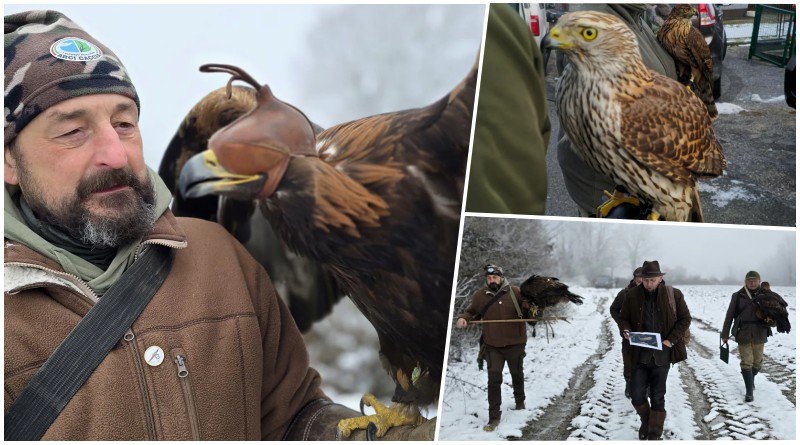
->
[596, 189, 641, 218]
[366, 422, 378, 441]
[335, 393, 425, 440]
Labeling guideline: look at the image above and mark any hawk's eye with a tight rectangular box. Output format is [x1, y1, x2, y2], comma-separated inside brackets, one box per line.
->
[581, 28, 597, 40]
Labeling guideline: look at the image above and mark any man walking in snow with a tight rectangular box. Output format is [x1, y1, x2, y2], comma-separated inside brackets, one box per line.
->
[721, 271, 787, 403]
[456, 264, 530, 432]
[611, 267, 643, 398]
[619, 261, 691, 440]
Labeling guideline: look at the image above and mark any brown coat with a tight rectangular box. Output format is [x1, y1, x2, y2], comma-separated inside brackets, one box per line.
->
[4, 211, 326, 440]
[618, 283, 691, 364]
[610, 279, 637, 335]
[458, 284, 527, 347]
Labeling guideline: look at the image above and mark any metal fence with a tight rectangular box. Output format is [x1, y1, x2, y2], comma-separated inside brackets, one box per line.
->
[748, 4, 796, 67]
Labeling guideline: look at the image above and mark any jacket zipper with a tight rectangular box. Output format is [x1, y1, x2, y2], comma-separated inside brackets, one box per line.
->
[6, 238, 185, 439]
[172, 350, 201, 440]
[125, 329, 158, 440]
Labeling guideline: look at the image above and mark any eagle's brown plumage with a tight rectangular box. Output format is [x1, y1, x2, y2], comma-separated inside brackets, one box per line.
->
[657, 4, 718, 118]
[173, 58, 477, 420]
[520, 275, 584, 308]
[551, 11, 725, 221]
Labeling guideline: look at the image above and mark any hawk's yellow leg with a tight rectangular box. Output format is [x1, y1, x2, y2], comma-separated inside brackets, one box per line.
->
[336, 394, 425, 439]
[597, 189, 641, 218]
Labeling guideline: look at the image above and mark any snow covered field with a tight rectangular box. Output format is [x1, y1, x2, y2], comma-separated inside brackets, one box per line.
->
[439, 285, 796, 440]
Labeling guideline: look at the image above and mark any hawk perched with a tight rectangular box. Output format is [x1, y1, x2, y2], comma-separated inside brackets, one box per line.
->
[550, 11, 725, 222]
[657, 4, 718, 119]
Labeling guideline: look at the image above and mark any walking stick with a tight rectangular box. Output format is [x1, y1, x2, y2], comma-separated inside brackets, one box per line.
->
[468, 317, 570, 324]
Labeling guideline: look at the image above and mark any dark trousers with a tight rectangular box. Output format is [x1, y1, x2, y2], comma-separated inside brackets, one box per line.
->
[631, 359, 670, 411]
[486, 343, 526, 419]
[621, 340, 633, 381]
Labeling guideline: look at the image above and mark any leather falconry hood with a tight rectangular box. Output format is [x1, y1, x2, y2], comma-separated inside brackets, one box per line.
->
[199, 63, 318, 198]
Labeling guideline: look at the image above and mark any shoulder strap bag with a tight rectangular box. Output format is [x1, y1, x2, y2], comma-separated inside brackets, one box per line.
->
[5, 245, 174, 440]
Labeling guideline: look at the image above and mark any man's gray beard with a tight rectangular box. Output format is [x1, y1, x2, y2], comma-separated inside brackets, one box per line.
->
[15, 156, 158, 248]
[76, 197, 157, 248]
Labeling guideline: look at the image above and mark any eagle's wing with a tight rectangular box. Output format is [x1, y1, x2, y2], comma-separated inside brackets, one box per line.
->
[686, 27, 713, 75]
[619, 72, 725, 185]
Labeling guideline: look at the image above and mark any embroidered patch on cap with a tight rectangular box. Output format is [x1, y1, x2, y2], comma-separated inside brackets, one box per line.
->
[50, 37, 103, 61]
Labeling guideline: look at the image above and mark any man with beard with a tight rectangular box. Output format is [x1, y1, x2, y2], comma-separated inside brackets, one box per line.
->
[455, 264, 530, 432]
[4, 10, 427, 440]
[610, 267, 644, 398]
[618, 261, 690, 440]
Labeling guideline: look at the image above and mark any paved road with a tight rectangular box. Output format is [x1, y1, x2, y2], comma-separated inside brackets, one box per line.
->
[543, 45, 796, 227]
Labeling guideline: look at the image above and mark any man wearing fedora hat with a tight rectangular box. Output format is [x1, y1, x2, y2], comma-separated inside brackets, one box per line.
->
[611, 267, 644, 399]
[618, 261, 691, 440]
[456, 264, 530, 432]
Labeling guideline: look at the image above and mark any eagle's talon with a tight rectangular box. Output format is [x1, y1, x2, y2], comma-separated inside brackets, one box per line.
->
[366, 422, 378, 441]
[336, 394, 425, 439]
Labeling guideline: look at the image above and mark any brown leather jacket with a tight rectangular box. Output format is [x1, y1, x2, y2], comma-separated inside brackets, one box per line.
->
[618, 283, 691, 364]
[458, 284, 527, 347]
[4, 211, 327, 440]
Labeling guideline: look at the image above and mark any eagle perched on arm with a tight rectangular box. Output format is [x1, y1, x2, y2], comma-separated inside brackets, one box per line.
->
[549, 11, 725, 222]
[172, 60, 477, 438]
[656, 4, 718, 119]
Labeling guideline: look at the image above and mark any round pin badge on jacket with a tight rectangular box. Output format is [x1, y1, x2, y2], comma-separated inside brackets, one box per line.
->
[144, 346, 164, 367]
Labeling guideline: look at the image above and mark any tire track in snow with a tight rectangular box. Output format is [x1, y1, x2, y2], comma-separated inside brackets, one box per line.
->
[515, 296, 612, 440]
[692, 316, 795, 407]
[685, 338, 775, 439]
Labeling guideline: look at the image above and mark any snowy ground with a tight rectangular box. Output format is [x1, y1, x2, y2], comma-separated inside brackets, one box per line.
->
[439, 285, 796, 440]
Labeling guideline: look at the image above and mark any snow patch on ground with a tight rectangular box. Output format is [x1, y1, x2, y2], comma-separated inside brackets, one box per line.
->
[698, 181, 758, 207]
[716, 102, 748, 114]
[750, 94, 786, 104]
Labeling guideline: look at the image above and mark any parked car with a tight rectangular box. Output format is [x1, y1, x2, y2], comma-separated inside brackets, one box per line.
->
[512, 3, 549, 46]
[654, 4, 728, 99]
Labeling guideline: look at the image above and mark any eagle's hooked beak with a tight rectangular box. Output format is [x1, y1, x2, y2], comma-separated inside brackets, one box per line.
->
[179, 149, 267, 200]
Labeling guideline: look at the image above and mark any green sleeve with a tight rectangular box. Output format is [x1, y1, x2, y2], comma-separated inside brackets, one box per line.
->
[465, 3, 550, 214]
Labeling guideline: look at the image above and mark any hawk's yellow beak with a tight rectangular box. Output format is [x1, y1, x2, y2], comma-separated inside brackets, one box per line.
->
[549, 25, 574, 48]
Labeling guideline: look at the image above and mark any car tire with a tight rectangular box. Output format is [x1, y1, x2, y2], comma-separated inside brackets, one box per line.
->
[713, 76, 722, 100]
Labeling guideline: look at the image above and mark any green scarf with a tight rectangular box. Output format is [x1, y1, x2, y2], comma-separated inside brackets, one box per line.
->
[4, 167, 172, 296]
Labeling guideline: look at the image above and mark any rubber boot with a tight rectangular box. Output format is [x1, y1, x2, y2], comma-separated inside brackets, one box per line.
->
[647, 410, 666, 440]
[741, 369, 754, 402]
[483, 415, 500, 432]
[752, 367, 759, 389]
[634, 402, 650, 440]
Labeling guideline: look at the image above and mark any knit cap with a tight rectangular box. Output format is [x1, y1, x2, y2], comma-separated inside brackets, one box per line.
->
[4, 10, 139, 145]
[745, 271, 760, 280]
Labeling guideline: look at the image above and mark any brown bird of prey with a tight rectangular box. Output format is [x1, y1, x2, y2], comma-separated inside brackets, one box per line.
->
[158, 87, 341, 333]
[657, 4, 718, 119]
[550, 11, 726, 222]
[520, 275, 584, 308]
[176, 60, 476, 438]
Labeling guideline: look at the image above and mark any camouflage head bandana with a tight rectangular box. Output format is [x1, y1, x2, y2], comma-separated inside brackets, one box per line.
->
[4, 10, 140, 145]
